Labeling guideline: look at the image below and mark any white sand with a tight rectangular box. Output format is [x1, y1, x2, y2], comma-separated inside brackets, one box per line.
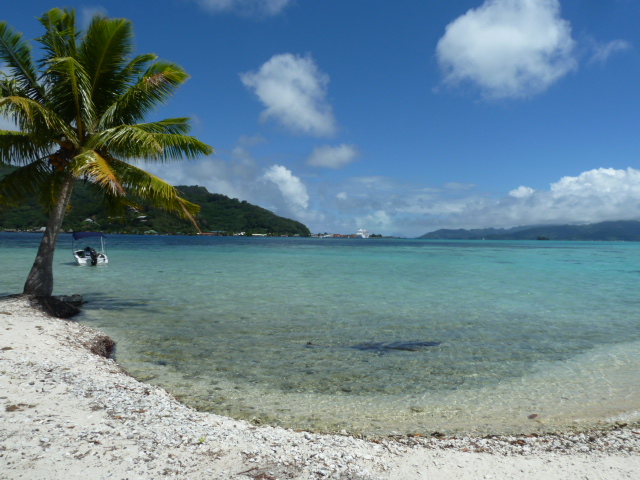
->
[1, 295, 639, 479]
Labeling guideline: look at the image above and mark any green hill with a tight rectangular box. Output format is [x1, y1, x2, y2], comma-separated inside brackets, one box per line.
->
[419, 220, 640, 241]
[0, 168, 310, 236]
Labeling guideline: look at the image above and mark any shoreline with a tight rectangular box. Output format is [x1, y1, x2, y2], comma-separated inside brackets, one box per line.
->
[1, 296, 639, 479]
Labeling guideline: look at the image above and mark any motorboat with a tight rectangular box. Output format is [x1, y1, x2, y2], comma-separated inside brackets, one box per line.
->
[72, 232, 108, 265]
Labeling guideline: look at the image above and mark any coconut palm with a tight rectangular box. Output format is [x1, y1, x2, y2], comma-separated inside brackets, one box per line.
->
[0, 8, 213, 297]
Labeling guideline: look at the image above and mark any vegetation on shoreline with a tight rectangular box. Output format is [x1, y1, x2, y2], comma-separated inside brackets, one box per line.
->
[420, 220, 640, 241]
[0, 167, 310, 236]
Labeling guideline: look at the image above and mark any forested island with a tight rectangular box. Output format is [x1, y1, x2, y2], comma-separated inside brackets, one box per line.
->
[0, 168, 310, 236]
[420, 220, 640, 241]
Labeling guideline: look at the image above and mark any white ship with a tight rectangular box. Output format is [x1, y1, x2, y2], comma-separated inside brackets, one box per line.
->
[356, 228, 370, 238]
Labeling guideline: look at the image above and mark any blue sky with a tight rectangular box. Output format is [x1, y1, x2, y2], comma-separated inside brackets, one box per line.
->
[3, 0, 640, 237]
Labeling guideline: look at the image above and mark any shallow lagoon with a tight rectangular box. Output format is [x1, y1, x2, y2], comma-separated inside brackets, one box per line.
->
[2, 233, 639, 434]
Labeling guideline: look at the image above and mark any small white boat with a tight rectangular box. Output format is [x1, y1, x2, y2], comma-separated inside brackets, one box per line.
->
[72, 232, 108, 265]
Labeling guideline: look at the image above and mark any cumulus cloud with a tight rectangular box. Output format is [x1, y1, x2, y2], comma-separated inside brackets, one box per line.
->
[241, 53, 337, 136]
[355, 210, 392, 231]
[144, 155, 249, 201]
[550, 168, 640, 198]
[508, 185, 535, 198]
[428, 168, 640, 231]
[436, 0, 577, 99]
[142, 135, 323, 228]
[589, 39, 632, 65]
[324, 167, 640, 236]
[307, 144, 358, 169]
[262, 164, 309, 210]
[193, 0, 292, 16]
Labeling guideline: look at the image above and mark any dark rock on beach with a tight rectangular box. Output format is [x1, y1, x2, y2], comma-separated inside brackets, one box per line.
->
[86, 335, 116, 358]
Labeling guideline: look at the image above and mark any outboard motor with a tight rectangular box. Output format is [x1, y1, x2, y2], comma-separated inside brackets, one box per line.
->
[84, 246, 98, 266]
[89, 248, 98, 266]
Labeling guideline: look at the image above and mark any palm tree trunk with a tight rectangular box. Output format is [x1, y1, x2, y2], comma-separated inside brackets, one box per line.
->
[23, 173, 76, 296]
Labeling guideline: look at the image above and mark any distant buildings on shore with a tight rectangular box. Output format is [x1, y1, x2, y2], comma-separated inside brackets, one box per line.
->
[311, 230, 389, 238]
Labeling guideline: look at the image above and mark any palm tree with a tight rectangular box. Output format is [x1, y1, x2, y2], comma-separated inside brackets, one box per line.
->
[0, 8, 213, 297]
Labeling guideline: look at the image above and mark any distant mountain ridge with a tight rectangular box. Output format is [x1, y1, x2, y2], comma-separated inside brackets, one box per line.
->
[419, 220, 640, 241]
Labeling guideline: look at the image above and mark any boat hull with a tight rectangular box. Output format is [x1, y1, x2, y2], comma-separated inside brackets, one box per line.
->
[73, 251, 108, 265]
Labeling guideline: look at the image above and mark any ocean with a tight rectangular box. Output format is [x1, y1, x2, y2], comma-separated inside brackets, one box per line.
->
[2, 232, 639, 435]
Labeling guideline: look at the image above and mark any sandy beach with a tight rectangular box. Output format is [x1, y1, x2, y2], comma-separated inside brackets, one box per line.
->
[1, 295, 639, 479]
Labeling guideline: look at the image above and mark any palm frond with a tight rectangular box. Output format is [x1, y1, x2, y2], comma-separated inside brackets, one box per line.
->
[87, 53, 157, 130]
[87, 123, 213, 161]
[46, 56, 95, 136]
[80, 15, 134, 106]
[88, 181, 141, 218]
[146, 133, 214, 161]
[37, 8, 78, 62]
[0, 21, 45, 101]
[105, 155, 200, 219]
[134, 118, 193, 135]
[71, 148, 125, 196]
[97, 60, 190, 129]
[120, 53, 158, 83]
[0, 76, 22, 97]
[0, 129, 53, 165]
[0, 95, 77, 143]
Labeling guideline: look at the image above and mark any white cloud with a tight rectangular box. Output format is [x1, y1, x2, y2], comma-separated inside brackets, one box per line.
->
[143, 138, 323, 228]
[262, 164, 309, 210]
[320, 167, 640, 236]
[589, 39, 632, 65]
[355, 210, 392, 231]
[145, 156, 247, 201]
[241, 53, 337, 136]
[436, 0, 577, 99]
[193, 0, 292, 16]
[508, 185, 535, 198]
[550, 168, 639, 198]
[307, 144, 358, 169]
[429, 167, 640, 231]
[398, 194, 492, 217]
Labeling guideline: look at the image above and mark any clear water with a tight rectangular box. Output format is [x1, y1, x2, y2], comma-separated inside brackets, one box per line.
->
[2, 232, 639, 435]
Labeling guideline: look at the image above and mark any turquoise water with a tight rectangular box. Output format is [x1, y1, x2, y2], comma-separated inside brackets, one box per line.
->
[2, 232, 640, 434]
